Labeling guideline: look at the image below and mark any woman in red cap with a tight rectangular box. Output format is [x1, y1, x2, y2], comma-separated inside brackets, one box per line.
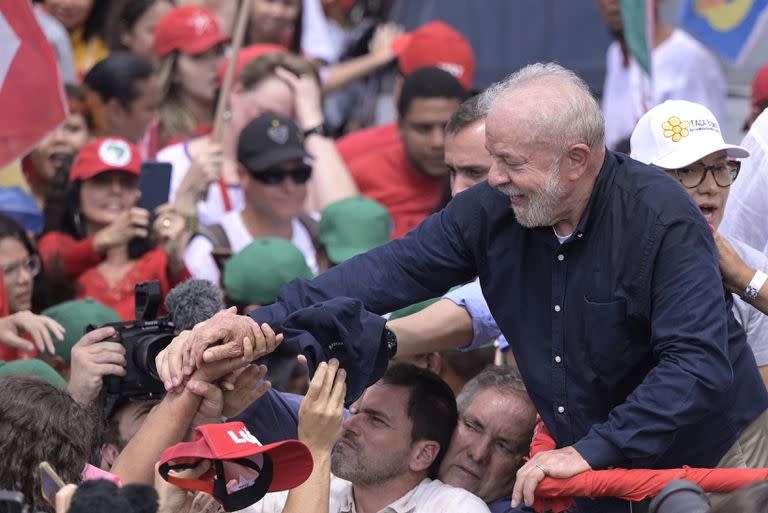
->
[38, 137, 191, 319]
[154, 5, 230, 147]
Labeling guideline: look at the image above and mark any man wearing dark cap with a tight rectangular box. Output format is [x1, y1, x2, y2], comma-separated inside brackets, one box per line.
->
[185, 113, 320, 283]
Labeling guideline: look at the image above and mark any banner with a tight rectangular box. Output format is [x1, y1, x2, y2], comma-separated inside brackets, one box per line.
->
[679, 0, 768, 63]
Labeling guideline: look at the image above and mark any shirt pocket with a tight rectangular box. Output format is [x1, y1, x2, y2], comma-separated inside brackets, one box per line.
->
[583, 297, 630, 384]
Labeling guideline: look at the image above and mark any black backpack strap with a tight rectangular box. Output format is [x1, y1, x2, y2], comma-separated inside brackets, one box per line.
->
[297, 213, 323, 254]
[196, 223, 232, 272]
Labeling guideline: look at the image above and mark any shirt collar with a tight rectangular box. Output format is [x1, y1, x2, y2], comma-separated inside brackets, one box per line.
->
[571, 149, 619, 240]
[339, 478, 434, 513]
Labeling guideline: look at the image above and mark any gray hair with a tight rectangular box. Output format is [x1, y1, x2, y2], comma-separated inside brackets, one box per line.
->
[480, 62, 605, 151]
[456, 365, 531, 415]
[445, 94, 488, 137]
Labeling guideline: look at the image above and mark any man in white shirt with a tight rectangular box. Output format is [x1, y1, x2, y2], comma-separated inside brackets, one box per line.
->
[597, 0, 726, 150]
[244, 363, 491, 513]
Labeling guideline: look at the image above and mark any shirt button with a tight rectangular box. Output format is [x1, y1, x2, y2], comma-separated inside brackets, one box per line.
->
[554, 305, 561, 312]
[557, 254, 565, 261]
[554, 355, 562, 363]
[558, 406, 565, 413]
[577, 232, 584, 238]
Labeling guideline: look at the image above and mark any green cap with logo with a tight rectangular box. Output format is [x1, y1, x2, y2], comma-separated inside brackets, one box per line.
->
[223, 238, 314, 305]
[42, 298, 121, 363]
[319, 196, 392, 264]
[0, 359, 67, 388]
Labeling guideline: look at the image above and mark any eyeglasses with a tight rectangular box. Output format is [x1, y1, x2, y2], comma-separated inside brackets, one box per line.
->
[669, 161, 740, 189]
[2, 254, 40, 279]
[249, 165, 312, 185]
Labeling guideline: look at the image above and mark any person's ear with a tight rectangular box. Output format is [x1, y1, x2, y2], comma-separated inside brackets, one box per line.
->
[564, 143, 591, 180]
[100, 443, 120, 470]
[425, 352, 442, 374]
[408, 440, 441, 473]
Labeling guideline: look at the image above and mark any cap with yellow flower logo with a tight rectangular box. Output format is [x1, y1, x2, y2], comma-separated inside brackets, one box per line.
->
[630, 100, 749, 169]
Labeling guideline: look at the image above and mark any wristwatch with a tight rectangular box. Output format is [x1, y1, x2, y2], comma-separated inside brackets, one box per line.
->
[382, 326, 398, 359]
[303, 123, 327, 138]
[743, 270, 768, 304]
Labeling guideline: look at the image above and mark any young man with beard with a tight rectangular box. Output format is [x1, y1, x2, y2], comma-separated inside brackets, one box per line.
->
[159, 63, 768, 513]
[245, 363, 491, 513]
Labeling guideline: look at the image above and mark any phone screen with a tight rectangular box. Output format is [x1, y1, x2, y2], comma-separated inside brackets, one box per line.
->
[38, 462, 65, 504]
[137, 161, 173, 214]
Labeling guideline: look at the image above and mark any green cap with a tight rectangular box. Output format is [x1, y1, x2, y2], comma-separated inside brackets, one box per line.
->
[388, 297, 442, 321]
[223, 238, 314, 305]
[319, 196, 392, 264]
[42, 298, 121, 363]
[0, 359, 67, 388]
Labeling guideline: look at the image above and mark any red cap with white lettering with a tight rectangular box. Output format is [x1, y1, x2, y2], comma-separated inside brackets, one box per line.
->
[154, 5, 230, 58]
[158, 422, 312, 510]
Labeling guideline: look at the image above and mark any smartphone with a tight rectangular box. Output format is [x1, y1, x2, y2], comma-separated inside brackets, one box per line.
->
[38, 461, 65, 505]
[137, 161, 173, 215]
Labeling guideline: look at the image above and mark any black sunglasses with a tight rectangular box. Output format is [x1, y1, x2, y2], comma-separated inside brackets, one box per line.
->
[249, 165, 312, 185]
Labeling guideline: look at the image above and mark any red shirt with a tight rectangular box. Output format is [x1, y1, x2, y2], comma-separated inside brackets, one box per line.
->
[38, 232, 191, 319]
[336, 123, 400, 165]
[347, 138, 445, 239]
[0, 274, 37, 361]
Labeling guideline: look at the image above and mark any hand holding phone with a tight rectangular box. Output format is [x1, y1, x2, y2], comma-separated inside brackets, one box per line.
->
[38, 461, 66, 505]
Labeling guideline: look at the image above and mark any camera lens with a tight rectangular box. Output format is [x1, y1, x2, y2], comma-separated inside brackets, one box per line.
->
[135, 333, 175, 380]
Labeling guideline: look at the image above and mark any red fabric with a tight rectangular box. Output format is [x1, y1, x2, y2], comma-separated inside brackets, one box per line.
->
[76, 247, 190, 320]
[528, 421, 768, 513]
[346, 138, 444, 239]
[336, 123, 399, 165]
[0, 2, 67, 169]
[154, 5, 230, 58]
[0, 276, 37, 360]
[38, 232, 104, 281]
[70, 137, 141, 182]
[752, 65, 768, 106]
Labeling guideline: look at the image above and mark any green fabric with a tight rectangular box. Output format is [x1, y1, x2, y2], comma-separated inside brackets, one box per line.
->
[319, 196, 392, 264]
[0, 359, 67, 388]
[42, 298, 121, 363]
[388, 297, 442, 321]
[224, 238, 314, 305]
[620, 0, 652, 74]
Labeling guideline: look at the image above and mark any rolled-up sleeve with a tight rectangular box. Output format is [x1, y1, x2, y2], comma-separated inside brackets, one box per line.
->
[443, 279, 502, 351]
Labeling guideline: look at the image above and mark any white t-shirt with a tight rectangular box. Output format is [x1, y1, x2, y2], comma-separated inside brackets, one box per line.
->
[727, 236, 768, 367]
[602, 29, 726, 150]
[300, 0, 353, 65]
[184, 210, 319, 285]
[720, 109, 768, 256]
[156, 140, 245, 227]
[239, 477, 491, 513]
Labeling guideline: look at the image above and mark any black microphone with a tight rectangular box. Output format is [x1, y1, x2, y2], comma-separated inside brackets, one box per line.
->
[165, 279, 225, 331]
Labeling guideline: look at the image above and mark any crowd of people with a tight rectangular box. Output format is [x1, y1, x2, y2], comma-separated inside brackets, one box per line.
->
[3, 0, 768, 512]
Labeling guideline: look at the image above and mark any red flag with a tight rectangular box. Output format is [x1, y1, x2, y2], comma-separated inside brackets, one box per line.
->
[0, 2, 67, 169]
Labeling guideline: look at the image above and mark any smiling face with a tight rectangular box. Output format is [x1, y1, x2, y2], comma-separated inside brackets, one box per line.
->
[249, 0, 300, 43]
[45, 0, 94, 30]
[79, 171, 140, 229]
[439, 388, 535, 502]
[331, 383, 415, 486]
[242, 158, 308, 221]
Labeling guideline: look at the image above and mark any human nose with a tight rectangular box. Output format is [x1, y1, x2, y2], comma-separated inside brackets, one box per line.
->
[467, 436, 492, 465]
[429, 127, 446, 149]
[697, 168, 719, 194]
[487, 160, 508, 188]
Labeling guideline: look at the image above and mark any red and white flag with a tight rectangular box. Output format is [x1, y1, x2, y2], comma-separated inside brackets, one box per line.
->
[0, 2, 67, 169]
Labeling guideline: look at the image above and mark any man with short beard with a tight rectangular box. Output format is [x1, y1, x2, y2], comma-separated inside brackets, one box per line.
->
[243, 363, 491, 513]
[160, 62, 768, 513]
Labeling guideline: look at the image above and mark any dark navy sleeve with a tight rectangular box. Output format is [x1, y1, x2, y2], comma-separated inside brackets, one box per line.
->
[573, 215, 734, 468]
[249, 193, 480, 331]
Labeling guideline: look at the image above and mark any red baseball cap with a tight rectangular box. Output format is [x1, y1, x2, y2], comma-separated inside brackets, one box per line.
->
[158, 422, 313, 511]
[217, 44, 288, 85]
[154, 5, 231, 59]
[392, 21, 475, 91]
[69, 137, 141, 182]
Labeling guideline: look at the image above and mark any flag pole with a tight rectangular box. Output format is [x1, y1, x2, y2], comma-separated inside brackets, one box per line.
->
[212, 0, 252, 211]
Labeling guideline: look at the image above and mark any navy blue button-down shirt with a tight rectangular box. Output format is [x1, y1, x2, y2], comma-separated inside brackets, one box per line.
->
[251, 151, 767, 470]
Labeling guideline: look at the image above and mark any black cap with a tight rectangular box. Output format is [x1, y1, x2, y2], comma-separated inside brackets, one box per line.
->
[237, 113, 310, 173]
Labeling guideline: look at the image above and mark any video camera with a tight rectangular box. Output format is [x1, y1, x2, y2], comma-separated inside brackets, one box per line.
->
[93, 280, 176, 418]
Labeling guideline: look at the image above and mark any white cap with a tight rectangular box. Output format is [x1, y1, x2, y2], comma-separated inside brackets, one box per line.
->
[630, 100, 749, 169]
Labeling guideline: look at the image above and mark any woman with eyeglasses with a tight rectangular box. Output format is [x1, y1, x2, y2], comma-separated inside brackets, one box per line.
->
[631, 99, 768, 385]
[38, 137, 191, 320]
